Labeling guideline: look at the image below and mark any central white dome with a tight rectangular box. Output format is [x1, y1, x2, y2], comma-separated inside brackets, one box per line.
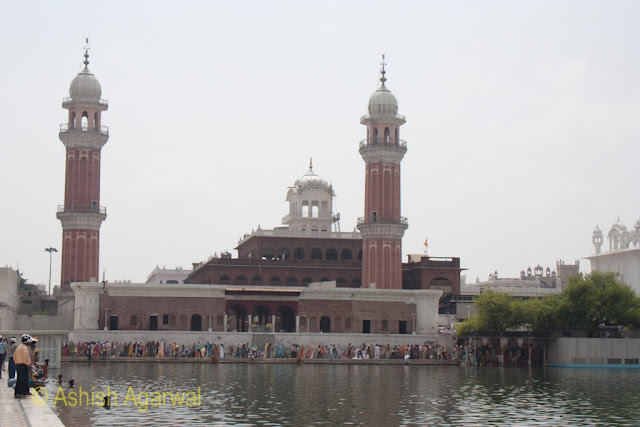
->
[295, 166, 332, 193]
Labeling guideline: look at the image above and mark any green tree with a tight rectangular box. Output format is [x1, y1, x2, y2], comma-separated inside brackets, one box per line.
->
[17, 270, 29, 290]
[557, 272, 640, 334]
[515, 296, 561, 331]
[474, 290, 517, 331]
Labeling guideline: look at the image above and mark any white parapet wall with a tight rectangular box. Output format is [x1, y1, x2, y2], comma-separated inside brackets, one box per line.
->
[0, 329, 68, 368]
[547, 338, 640, 365]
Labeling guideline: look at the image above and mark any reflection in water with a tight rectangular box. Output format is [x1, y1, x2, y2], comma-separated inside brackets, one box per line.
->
[42, 363, 640, 426]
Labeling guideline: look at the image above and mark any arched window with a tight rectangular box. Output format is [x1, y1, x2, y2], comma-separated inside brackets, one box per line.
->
[351, 277, 362, 287]
[341, 248, 352, 260]
[81, 111, 89, 130]
[270, 276, 281, 286]
[130, 315, 137, 326]
[320, 277, 330, 282]
[320, 316, 331, 333]
[336, 277, 347, 287]
[277, 306, 296, 332]
[302, 276, 313, 286]
[252, 306, 270, 325]
[277, 247, 290, 260]
[373, 127, 379, 144]
[70, 111, 76, 129]
[229, 305, 248, 332]
[310, 248, 322, 260]
[94, 112, 99, 130]
[321, 226, 327, 232]
[384, 127, 390, 143]
[285, 276, 298, 286]
[234, 275, 247, 285]
[262, 247, 274, 260]
[251, 275, 263, 285]
[190, 314, 202, 331]
[219, 275, 230, 285]
[311, 225, 318, 231]
[293, 247, 305, 260]
[325, 248, 338, 260]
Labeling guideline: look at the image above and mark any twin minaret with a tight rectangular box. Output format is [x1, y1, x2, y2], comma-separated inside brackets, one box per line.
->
[55, 50, 406, 290]
[357, 58, 408, 289]
[57, 44, 108, 290]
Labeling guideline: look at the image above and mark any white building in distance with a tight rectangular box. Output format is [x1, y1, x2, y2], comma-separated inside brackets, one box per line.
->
[145, 266, 192, 285]
[585, 218, 640, 294]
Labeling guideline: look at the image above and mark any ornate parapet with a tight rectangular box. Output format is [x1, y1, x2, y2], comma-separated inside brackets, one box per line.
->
[359, 142, 407, 164]
[357, 221, 408, 239]
[71, 282, 103, 330]
[57, 211, 106, 230]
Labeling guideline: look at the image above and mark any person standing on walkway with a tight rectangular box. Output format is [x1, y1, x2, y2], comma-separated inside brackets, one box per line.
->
[14, 335, 32, 398]
[0, 336, 6, 378]
[6, 337, 17, 380]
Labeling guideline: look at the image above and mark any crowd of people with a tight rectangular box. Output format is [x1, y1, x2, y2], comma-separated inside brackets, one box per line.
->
[62, 340, 462, 361]
[464, 343, 545, 367]
[1, 334, 52, 399]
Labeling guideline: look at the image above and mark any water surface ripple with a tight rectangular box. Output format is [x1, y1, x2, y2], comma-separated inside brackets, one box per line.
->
[43, 363, 640, 426]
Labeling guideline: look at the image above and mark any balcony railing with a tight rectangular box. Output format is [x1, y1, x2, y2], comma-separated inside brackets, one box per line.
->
[359, 138, 407, 149]
[357, 216, 408, 226]
[60, 123, 109, 135]
[62, 97, 108, 106]
[57, 204, 107, 215]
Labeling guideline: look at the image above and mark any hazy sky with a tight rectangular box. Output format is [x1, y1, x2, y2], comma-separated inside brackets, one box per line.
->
[1, 1, 638, 287]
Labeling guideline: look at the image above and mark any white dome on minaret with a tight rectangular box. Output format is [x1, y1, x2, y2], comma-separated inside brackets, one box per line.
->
[593, 225, 602, 236]
[366, 57, 400, 119]
[69, 46, 102, 103]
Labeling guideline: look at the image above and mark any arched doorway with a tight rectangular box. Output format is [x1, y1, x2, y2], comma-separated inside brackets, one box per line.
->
[190, 314, 202, 331]
[229, 305, 248, 332]
[252, 305, 270, 328]
[320, 316, 331, 333]
[276, 306, 296, 332]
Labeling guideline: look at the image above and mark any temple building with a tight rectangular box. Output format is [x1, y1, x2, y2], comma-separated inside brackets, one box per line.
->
[57, 51, 453, 338]
[585, 218, 640, 294]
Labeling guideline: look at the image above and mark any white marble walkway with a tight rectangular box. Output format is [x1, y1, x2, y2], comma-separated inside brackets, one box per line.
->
[0, 379, 65, 427]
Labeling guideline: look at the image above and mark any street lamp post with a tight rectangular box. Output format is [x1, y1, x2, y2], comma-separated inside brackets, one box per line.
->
[44, 247, 58, 295]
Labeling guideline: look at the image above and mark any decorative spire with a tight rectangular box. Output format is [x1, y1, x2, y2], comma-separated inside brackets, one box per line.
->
[83, 38, 90, 68]
[379, 54, 387, 86]
[309, 157, 313, 170]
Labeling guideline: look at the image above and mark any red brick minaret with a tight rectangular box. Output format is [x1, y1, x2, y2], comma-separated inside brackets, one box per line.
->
[57, 41, 108, 290]
[357, 56, 408, 289]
